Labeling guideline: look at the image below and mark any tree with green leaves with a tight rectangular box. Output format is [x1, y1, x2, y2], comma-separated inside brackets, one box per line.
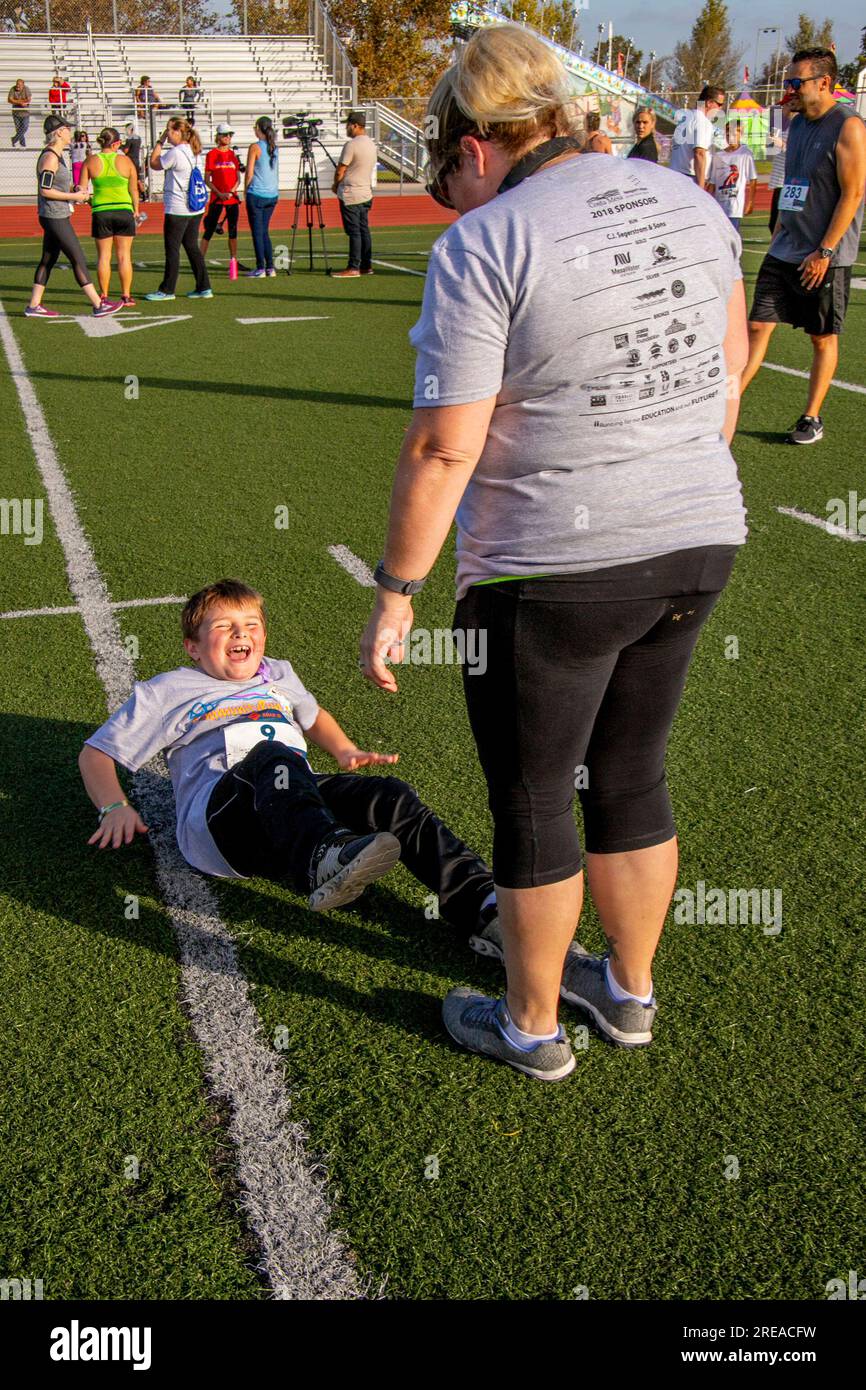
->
[228, 0, 307, 36]
[667, 0, 744, 94]
[324, 0, 452, 98]
[785, 14, 834, 54]
[837, 26, 866, 91]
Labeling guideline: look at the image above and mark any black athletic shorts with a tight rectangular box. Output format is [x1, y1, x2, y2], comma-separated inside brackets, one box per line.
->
[202, 200, 239, 239]
[750, 253, 852, 336]
[92, 209, 136, 239]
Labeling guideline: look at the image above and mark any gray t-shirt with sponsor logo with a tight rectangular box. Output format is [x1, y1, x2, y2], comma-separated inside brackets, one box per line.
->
[84, 657, 319, 877]
[410, 153, 748, 599]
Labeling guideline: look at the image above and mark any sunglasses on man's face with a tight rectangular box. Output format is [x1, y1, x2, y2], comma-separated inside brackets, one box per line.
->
[783, 76, 823, 90]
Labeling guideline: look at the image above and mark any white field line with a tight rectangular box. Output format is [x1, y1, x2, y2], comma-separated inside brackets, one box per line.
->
[0, 298, 364, 1301]
[371, 258, 426, 277]
[236, 316, 330, 325]
[776, 506, 865, 542]
[761, 361, 866, 396]
[0, 594, 186, 621]
[327, 544, 376, 587]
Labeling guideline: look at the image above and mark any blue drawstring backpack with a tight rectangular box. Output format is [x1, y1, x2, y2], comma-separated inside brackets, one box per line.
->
[187, 155, 207, 213]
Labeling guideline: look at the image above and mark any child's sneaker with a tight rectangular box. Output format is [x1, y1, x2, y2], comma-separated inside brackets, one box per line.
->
[24, 304, 59, 317]
[442, 990, 575, 1081]
[93, 298, 123, 317]
[308, 830, 401, 912]
[560, 951, 657, 1048]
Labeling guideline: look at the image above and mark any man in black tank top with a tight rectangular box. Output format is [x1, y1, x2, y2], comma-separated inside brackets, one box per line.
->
[740, 47, 866, 444]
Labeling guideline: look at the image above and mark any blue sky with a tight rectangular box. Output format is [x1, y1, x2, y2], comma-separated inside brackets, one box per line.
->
[583, 2, 864, 69]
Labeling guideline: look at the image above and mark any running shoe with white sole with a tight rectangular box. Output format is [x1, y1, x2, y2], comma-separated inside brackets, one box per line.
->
[93, 298, 123, 316]
[470, 917, 656, 1047]
[24, 304, 59, 317]
[307, 830, 401, 912]
[187, 288, 213, 298]
[143, 291, 175, 301]
[787, 414, 824, 445]
[560, 951, 657, 1048]
[442, 989, 576, 1080]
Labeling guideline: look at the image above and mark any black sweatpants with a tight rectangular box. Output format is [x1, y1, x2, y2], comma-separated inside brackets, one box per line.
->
[159, 212, 210, 294]
[205, 742, 493, 931]
[454, 545, 738, 889]
[34, 215, 92, 289]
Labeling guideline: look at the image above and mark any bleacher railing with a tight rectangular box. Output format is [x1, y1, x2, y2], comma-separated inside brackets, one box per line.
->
[307, 0, 356, 106]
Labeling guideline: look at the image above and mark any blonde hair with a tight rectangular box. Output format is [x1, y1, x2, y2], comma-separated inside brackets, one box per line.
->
[167, 117, 202, 156]
[425, 24, 577, 183]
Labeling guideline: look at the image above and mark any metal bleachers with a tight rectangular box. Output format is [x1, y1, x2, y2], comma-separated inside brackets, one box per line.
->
[0, 30, 354, 196]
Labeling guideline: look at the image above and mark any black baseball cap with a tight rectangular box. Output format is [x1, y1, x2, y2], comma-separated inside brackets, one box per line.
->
[44, 113, 73, 137]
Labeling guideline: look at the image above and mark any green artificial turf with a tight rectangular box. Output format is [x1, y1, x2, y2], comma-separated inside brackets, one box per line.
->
[0, 215, 863, 1299]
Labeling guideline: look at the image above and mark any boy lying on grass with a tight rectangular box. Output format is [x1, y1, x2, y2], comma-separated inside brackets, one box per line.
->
[79, 578, 499, 929]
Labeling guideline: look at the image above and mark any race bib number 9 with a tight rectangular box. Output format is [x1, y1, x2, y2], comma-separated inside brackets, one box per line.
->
[223, 717, 308, 769]
[779, 181, 809, 212]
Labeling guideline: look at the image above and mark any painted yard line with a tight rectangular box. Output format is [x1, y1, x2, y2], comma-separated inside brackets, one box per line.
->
[762, 361, 866, 396]
[0, 297, 364, 1302]
[236, 315, 330, 325]
[328, 544, 376, 587]
[0, 594, 186, 621]
[371, 258, 426, 277]
[776, 505, 865, 542]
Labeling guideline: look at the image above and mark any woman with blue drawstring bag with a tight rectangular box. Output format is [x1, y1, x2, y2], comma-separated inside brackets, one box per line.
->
[146, 117, 212, 301]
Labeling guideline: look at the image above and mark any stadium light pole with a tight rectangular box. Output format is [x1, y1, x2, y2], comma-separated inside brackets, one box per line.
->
[624, 37, 633, 78]
[754, 26, 778, 95]
[648, 50, 657, 90]
[596, 23, 604, 64]
[44, 0, 51, 34]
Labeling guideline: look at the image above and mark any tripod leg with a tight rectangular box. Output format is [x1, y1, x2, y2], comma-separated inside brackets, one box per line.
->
[287, 170, 304, 275]
[307, 165, 330, 274]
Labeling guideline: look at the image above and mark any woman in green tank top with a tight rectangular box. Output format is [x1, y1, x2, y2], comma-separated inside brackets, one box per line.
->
[78, 127, 139, 306]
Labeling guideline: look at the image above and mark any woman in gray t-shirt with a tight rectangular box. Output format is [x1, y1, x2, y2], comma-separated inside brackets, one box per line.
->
[359, 24, 749, 1077]
[26, 114, 122, 319]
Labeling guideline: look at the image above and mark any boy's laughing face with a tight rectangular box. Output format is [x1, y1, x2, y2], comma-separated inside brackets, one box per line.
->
[184, 601, 266, 681]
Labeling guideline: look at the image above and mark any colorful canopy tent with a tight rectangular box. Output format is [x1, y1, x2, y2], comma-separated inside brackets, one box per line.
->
[726, 90, 769, 158]
[832, 85, 856, 105]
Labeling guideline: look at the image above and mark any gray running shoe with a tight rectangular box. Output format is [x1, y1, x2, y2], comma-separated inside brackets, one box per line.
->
[787, 414, 823, 445]
[560, 951, 656, 1047]
[308, 830, 400, 912]
[442, 989, 576, 1081]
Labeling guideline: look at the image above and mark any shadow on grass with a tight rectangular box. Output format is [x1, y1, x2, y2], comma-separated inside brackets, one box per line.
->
[24, 370, 411, 411]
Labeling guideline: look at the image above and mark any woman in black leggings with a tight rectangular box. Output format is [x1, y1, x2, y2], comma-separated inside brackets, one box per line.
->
[26, 114, 122, 319]
[360, 28, 750, 1077]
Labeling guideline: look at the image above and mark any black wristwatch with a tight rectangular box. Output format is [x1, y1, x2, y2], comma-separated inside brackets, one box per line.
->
[818, 245, 834, 260]
[374, 560, 426, 596]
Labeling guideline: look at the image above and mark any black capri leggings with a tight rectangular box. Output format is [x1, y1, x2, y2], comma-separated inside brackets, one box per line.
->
[159, 213, 210, 295]
[34, 215, 92, 289]
[454, 545, 738, 889]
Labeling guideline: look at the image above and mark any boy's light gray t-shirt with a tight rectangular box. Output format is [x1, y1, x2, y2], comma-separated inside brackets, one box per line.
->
[84, 658, 319, 877]
[410, 153, 748, 600]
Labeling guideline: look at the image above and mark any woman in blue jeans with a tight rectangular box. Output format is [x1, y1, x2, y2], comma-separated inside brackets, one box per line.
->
[244, 116, 279, 277]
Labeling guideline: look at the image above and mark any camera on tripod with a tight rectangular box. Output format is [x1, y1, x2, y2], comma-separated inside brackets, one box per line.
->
[282, 111, 323, 146]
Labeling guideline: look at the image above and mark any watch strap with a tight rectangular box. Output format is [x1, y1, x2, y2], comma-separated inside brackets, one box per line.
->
[374, 560, 426, 596]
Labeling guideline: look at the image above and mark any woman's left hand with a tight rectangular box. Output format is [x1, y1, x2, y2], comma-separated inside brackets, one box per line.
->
[359, 592, 414, 693]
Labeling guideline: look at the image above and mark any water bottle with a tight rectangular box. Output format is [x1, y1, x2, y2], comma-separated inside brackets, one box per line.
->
[229, 257, 238, 281]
